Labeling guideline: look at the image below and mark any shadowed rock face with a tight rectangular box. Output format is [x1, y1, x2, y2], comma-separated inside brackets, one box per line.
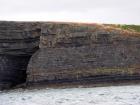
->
[0, 21, 41, 89]
[0, 55, 30, 89]
[27, 23, 140, 84]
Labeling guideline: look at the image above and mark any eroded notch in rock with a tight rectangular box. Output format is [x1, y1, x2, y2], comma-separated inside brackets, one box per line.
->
[0, 55, 31, 89]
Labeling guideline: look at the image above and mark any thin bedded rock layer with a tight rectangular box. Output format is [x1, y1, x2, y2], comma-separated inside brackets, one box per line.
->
[27, 23, 140, 84]
[0, 21, 41, 55]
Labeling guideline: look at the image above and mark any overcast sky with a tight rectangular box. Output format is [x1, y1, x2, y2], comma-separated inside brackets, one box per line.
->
[0, 0, 140, 24]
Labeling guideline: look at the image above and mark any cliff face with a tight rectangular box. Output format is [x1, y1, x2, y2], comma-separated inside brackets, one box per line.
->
[0, 21, 41, 89]
[27, 23, 140, 84]
[0, 21, 140, 89]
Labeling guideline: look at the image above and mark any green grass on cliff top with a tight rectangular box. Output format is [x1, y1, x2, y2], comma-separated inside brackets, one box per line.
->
[105, 24, 140, 33]
[117, 25, 140, 32]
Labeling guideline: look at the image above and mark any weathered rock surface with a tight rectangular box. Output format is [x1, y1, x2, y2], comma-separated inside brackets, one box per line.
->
[27, 23, 140, 84]
[0, 21, 41, 89]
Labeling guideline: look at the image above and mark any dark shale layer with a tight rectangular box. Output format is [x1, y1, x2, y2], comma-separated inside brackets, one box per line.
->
[0, 21, 140, 89]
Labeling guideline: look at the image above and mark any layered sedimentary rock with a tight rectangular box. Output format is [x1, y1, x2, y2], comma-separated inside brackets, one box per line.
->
[0, 21, 41, 89]
[0, 21, 140, 89]
[27, 23, 140, 84]
[0, 21, 41, 55]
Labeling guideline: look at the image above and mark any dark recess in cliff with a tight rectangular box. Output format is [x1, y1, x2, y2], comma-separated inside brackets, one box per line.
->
[0, 55, 31, 89]
[0, 21, 41, 90]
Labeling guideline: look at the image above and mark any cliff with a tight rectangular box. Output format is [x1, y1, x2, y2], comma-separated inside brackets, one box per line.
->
[0, 21, 140, 90]
[27, 22, 140, 85]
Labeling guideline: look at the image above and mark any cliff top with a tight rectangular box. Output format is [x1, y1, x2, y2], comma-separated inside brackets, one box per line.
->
[0, 21, 140, 37]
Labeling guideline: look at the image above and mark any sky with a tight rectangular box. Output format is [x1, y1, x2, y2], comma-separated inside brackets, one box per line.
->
[0, 0, 140, 25]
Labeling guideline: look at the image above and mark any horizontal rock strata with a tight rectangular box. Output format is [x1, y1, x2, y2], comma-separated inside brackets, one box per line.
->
[0, 22, 140, 89]
[27, 23, 140, 84]
[0, 21, 41, 55]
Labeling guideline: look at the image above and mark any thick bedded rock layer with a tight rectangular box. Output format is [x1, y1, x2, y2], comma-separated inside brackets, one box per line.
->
[0, 21, 41, 89]
[27, 23, 140, 84]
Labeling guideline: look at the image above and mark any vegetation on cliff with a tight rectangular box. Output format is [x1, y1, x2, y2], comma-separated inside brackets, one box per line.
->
[117, 25, 140, 32]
